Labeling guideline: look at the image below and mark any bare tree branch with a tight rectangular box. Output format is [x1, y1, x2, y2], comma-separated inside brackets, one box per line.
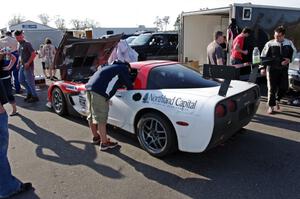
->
[153, 16, 163, 31]
[38, 13, 50, 25]
[8, 14, 26, 26]
[70, 19, 82, 30]
[54, 15, 66, 30]
[162, 16, 170, 31]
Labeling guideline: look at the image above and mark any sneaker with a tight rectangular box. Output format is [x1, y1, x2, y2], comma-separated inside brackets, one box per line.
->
[27, 96, 39, 103]
[267, 106, 274, 114]
[91, 136, 101, 145]
[100, 141, 118, 151]
[24, 94, 32, 102]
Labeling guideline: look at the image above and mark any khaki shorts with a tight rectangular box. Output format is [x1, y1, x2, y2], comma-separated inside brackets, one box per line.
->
[86, 91, 109, 124]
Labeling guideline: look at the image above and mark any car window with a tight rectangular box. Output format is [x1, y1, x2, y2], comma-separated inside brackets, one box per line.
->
[167, 35, 178, 46]
[147, 64, 219, 89]
[149, 35, 165, 46]
[130, 34, 151, 46]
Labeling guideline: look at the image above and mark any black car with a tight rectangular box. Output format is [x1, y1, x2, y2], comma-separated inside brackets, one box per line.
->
[129, 32, 178, 61]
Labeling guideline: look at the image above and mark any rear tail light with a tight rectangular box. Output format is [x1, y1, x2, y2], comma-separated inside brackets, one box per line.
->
[227, 100, 237, 112]
[215, 104, 226, 118]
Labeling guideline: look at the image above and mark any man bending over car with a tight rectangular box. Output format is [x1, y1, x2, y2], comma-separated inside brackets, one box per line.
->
[85, 60, 134, 151]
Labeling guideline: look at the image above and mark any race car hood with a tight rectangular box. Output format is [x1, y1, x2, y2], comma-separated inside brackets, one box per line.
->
[55, 33, 122, 67]
[55, 33, 122, 81]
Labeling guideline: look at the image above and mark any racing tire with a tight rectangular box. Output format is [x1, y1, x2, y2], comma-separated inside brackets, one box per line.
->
[137, 112, 177, 157]
[52, 87, 67, 116]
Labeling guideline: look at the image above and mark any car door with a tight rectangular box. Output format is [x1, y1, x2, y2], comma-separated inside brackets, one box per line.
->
[146, 35, 165, 59]
[164, 34, 178, 61]
[108, 89, 135, 129]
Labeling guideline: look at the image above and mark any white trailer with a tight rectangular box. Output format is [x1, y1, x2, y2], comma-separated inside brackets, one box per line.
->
[179, 3, 300, 66]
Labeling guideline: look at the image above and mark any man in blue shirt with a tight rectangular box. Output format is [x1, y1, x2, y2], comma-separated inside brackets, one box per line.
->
[85, 61, 134, 150]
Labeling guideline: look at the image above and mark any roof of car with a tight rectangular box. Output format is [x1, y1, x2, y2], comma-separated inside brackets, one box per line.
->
[130, 60, 178, 70]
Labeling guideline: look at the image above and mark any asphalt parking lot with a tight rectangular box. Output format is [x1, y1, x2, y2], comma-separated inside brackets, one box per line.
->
[4, 63, 300, 199]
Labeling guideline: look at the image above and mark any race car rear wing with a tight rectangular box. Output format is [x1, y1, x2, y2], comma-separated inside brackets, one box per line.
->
[203, 64, 240, 97]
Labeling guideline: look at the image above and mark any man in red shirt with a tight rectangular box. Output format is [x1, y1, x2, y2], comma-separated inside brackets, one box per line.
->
[230, 27, 251, 64]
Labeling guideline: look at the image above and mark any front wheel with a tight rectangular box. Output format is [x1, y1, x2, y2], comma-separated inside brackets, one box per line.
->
[137, 112, 177, 157]
[52, 87, 67, 115]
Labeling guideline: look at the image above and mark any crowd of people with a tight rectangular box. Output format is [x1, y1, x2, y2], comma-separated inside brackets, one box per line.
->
[0, 30, 36, 198]
[0, 23, 299, 197]
[0, 30, 137, 198]
[207, 24, 297, 114]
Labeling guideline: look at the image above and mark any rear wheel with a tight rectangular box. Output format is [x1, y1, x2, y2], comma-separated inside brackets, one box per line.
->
[137, 112, 177, 157]
[52, 87, 67, 115]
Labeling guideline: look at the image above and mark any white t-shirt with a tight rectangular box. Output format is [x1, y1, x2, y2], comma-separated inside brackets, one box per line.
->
[42, 44, 56, 63]
[0, 36, 18, 52]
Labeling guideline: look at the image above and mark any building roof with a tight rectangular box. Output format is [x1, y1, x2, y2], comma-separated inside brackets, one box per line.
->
[9, 20, 56, 30]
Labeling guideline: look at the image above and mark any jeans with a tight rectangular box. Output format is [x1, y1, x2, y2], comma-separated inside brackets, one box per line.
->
[19, 65, 37, 97]
[11, 52, 20, 93]
[0, 112, 21, 198]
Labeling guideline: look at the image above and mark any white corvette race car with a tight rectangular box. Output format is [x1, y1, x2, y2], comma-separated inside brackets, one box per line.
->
[47, 35, 260, 157]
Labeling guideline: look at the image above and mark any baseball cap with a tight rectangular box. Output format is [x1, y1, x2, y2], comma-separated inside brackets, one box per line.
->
[14, 30, 23, 36]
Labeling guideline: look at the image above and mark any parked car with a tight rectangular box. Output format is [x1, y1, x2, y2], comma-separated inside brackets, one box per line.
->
[129, 32, 178, 61]
[288, 54, 300, 92]
[125, 35, 138, 44]
[47, 35, 260, 157]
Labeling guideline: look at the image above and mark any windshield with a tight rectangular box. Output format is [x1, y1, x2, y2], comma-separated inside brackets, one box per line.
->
[130, 34, 151, 46]
[126, 36, 137, 44]
[147, 64, 219, 89]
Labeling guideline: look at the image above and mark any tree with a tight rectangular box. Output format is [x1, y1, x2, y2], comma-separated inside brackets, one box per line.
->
[82, 18, 99, 29]
[38, 13, 50, 25]
[8, 14, 25, 26]
[54, 15, 66, 30]
[162, 16, 170, 31]
[174, 15, 180, 31]
[153, 16, 163, 31]
[70, 19, 82, 30]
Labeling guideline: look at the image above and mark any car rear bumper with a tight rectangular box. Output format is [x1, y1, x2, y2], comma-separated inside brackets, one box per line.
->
[206, 86, 260, 150]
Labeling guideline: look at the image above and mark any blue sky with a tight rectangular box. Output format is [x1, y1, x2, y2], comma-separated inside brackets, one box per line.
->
[1, 0, 299, 29]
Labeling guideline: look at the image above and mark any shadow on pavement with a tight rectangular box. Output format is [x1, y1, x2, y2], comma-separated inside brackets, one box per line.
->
[108, 148, 207, 199]
[252, 113, 300, 132]
[161, 130, 300, 199]
[10, 187, 40, 199]
[8, 114, 123, 179]
[14, 85, 49, 113]
[107, 126, 300, 199]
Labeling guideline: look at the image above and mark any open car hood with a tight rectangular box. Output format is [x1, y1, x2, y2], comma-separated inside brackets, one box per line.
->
[55, 33, 122, 81]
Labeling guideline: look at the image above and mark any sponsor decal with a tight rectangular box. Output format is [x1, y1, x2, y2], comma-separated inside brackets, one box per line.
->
[142, 93, 197, 110]
[79, 95, 86, 107]
[65, 85, 78, 91]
